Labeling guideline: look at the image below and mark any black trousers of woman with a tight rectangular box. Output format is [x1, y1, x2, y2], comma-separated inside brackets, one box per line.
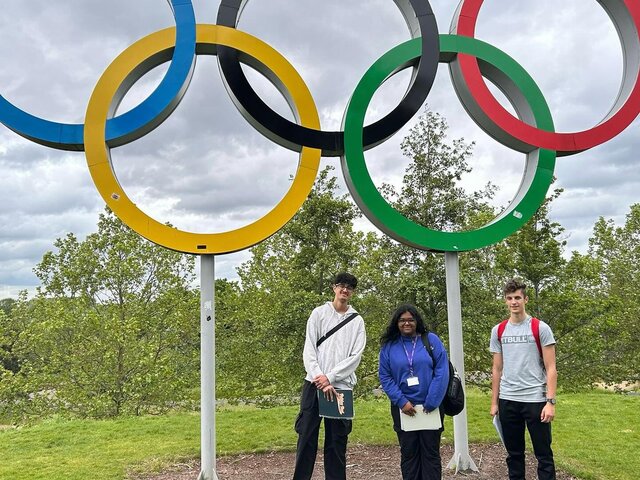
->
[292, 380, 352, 480]
[391, 404, 444, 480]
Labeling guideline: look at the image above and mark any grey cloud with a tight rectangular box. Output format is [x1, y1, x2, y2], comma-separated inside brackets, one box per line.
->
[0, 259, 40, 288]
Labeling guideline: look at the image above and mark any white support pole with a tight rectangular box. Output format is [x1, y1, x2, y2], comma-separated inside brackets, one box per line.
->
[444, 251, 479, 473]
[199, 255, 219, 480]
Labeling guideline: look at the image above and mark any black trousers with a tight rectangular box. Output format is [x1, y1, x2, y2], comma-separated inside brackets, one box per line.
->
[391, 404, 444, 480]
[292, 380, 352, 480]
[499, 399, 556, 480]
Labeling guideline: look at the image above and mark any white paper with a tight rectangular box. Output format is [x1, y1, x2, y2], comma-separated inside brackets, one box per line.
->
[493, 414, 505, 446]
[399, 405, 442, 431]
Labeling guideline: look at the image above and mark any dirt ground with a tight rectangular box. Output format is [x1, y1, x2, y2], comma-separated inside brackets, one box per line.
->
[131, 443, 579, 479]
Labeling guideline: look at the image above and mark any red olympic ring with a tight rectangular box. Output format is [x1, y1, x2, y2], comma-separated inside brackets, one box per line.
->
[452, 0, 640, 155]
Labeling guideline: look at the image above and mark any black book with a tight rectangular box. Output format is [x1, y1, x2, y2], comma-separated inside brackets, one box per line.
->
[317, 389, 354, 419]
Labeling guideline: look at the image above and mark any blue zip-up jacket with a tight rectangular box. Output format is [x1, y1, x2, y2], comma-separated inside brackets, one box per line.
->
[379, 333, 449, 412]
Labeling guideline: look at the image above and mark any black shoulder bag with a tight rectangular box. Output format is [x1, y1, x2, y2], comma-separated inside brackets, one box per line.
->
[316, 313, 359, 348]
[421, 332, 465, 416]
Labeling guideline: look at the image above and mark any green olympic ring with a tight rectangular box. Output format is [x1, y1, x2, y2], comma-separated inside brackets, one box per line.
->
[342, 34, 557, 252]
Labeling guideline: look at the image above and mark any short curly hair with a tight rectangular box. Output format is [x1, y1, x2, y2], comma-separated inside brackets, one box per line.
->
[503, 278, 527, 297]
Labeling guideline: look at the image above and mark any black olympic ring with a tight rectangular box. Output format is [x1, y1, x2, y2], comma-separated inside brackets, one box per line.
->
[216, 0, 439, 156]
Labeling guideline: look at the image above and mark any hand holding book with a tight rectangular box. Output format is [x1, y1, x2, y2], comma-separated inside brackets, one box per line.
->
[317, 389, 354, 419]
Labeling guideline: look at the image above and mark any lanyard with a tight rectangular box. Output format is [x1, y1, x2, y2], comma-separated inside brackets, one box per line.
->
[401, 335, 418, 376]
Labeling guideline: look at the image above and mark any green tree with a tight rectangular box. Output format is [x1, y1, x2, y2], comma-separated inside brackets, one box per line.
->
[494, 198, 639, 389]
[0, 293, 29, 373]
[538, 251, 613, 388]
[391, 108, 494, 231]
[378, 108, 496, 329]
[585, 204, 640, 386]
[0, 298, 16, 315]
[1, 209, 199, 420]
[372, 108, 499, 378]
[492, 189, 608, 388]
[216, 166, 373, 399]
[273, 167, 362, 294]
[496, 188, 567, 312]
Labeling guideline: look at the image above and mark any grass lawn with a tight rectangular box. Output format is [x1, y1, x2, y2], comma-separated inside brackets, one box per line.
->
[0, 389, 637, 480]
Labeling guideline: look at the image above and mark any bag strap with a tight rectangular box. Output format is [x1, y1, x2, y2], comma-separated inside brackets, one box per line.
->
[421, 332, 436, 365]
[497, 318, 542, 357]
[531, 317, 542, 357]
[497, 319, 508, 343]
[316, 312, 359, 348]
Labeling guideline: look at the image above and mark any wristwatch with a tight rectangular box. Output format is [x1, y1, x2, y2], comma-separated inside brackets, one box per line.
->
[545, 397, 556, 405]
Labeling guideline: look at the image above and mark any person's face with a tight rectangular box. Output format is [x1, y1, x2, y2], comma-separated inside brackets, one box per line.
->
[397, 311, 417, 336]
[333, 283, 354, 302]
[504, 289, 528, 315]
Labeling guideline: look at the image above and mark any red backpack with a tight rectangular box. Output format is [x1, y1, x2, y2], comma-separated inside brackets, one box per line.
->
[497, 317, 542, 357]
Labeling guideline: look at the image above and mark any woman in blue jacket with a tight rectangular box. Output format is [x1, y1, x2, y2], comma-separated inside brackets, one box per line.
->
[379, 304, 450, 480]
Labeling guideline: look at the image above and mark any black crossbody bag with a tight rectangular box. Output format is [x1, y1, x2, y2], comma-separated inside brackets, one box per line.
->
[316, 313, 359, 347]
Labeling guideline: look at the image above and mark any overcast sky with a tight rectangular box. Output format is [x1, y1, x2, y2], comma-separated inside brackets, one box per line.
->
[0, 0, 638, 298]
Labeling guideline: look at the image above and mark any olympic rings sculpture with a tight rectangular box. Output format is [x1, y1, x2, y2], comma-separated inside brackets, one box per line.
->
[0, 0, 638, 255]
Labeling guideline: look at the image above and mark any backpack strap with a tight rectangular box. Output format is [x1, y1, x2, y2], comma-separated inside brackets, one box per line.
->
[497, 319, 508, 343]
[421, 332, 436, 364]
[497, 318, 542, 357]
[531, 317, 542, 357]
[316, 312, 359, 348]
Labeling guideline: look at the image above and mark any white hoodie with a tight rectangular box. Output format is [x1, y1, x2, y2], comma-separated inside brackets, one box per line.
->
[303, 302, 367, 390]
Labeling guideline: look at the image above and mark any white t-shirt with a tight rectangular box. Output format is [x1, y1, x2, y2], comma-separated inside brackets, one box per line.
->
[489, 317, 555, 402]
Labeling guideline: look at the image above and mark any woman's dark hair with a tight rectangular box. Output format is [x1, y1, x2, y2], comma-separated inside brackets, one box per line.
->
[380, 304, 427, 345]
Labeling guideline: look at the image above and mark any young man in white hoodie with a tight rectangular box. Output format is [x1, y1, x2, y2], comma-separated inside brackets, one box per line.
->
[292, 272, 366, 480]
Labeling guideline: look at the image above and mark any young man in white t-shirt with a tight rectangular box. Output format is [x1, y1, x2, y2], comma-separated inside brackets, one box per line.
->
[489, 279, 558, 480]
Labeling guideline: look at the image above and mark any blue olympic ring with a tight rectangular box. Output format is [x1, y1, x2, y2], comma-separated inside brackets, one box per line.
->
[0, 0, 196, 151]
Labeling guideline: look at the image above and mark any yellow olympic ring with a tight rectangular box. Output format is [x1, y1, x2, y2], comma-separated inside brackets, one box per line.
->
[84, 25, 321, 254]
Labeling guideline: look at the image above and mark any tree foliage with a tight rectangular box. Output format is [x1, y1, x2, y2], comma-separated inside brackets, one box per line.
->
[496, 188, 567, 309]
[0, 209, 199, 420]
[2, 110, 638, 421]
[374, 109, 499, 377]
[215, 167, 367, 399]
[583, 204, 640, 385]
[0, 293, 30, 374]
